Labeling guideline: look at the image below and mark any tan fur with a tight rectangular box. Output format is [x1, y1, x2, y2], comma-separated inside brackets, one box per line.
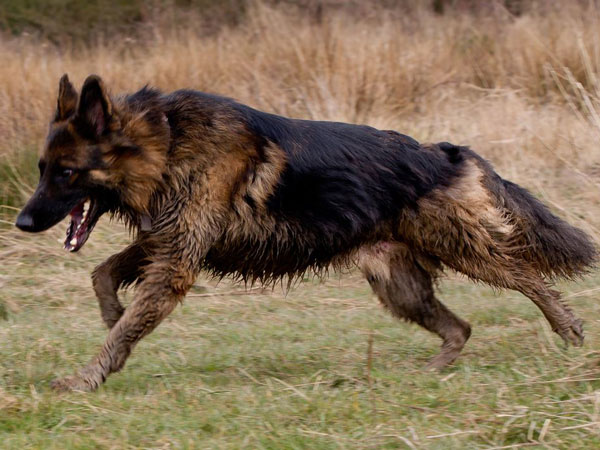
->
[245, 142, 288, 210]
[434, 159, 514, 235]
[99, 100, 169, 213]
[397, 160, 522, 287]
[357, 241, 397, 282]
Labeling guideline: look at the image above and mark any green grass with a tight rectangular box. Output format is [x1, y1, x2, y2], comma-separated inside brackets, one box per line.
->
[2, 220, 600, 448]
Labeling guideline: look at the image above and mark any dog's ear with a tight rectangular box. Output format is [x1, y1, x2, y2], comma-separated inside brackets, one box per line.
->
[55, 74, 78, 122]
[77, 75, 114, 137]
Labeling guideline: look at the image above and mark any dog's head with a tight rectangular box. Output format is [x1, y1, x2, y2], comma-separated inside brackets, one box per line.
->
[15, 74, 169, 252]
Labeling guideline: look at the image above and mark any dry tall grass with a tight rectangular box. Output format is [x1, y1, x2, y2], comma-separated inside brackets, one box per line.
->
[2, 2, 600, 235]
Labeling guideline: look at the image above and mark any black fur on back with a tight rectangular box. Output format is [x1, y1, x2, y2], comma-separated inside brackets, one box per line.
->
[203, 101, 466, 282]
[174, 93, 595, 283]
[238, 106, 467, 222]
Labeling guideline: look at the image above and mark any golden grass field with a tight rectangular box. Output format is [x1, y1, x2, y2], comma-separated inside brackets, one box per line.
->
[3, 2, 600, 448]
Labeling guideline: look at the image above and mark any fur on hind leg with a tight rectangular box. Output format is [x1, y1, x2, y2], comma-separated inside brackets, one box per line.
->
[358, 242, 471, 369]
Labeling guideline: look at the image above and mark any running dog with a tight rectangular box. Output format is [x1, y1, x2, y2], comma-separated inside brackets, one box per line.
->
[15, 74, 596, 391]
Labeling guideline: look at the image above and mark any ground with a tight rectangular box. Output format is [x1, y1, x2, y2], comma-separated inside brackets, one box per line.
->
[2, 221, 600, 448]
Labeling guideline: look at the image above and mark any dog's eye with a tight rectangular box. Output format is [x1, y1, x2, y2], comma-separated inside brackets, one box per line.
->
[61, 168, 74, 178]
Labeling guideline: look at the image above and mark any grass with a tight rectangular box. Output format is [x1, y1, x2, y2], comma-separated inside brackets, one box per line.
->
[3, 223, 600, 448]
[4, 1, 600, 448]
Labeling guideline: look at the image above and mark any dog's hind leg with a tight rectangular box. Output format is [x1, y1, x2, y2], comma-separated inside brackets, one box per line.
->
[92, 242, 149, 329]
[440, 255, 584, 347]
[519, 280, 584, 346]
[459, 262, 584, 347]
[358, 242, 472, 369]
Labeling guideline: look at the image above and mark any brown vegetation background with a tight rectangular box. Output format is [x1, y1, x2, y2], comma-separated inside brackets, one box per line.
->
[2, 0, 600, 241]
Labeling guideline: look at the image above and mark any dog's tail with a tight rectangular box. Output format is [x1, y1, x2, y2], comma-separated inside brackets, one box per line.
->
[500, 179, 597, 279]
[437, 142, 597, 279]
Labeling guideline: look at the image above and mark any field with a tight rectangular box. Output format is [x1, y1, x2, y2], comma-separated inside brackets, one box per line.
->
[3, 1, 600, 448]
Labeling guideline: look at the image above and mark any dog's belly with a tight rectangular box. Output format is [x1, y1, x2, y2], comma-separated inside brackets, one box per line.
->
[203, 231, 364, 282]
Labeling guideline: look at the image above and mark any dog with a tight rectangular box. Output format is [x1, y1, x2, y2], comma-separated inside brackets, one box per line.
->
[15, 74, 596, 391]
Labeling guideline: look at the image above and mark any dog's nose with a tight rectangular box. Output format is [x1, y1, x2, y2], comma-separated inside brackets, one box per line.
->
[15, 212, 35, 232]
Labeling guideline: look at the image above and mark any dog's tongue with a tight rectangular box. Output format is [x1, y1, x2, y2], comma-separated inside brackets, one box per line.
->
[64, 200, 90, 252]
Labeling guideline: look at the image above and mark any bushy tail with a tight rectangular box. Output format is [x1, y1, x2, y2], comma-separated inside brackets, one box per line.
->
[501, 179, 597, 279]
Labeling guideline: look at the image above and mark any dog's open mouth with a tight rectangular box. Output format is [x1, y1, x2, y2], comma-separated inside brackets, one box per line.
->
[64, 198, 101, 252]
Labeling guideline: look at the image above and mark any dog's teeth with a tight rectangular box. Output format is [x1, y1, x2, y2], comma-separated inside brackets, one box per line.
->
[70, 237, 77, 246]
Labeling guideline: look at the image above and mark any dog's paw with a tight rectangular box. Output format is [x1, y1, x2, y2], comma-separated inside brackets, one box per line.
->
[51, 375, 95, 393]
[557, 318, 584, 347]
[425, 351, 459, 371]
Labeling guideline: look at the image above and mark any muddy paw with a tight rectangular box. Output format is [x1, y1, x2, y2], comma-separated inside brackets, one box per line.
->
[426, 328, 470, 371]
[557, 318, 584, 347]
[426, 351, 460, 371]
[51, 375, 95, 392]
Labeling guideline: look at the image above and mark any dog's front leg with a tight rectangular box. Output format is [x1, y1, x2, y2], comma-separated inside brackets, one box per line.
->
[52, 255, 198, 392]
[92, 241, 150, 329]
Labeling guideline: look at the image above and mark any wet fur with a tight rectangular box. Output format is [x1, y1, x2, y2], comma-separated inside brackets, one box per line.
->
[19, 75, 597, 391]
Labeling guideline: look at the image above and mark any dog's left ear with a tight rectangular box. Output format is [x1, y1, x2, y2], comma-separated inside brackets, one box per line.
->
[77, 75, 115, 137]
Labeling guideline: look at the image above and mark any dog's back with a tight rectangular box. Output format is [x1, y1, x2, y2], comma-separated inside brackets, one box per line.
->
[191, 95, 468, 281]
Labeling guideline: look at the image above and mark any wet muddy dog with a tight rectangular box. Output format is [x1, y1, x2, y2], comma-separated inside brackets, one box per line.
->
[16, 74, 597, 391]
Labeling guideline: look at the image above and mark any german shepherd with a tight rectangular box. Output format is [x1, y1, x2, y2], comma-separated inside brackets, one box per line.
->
[15, 74, 596, 392]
